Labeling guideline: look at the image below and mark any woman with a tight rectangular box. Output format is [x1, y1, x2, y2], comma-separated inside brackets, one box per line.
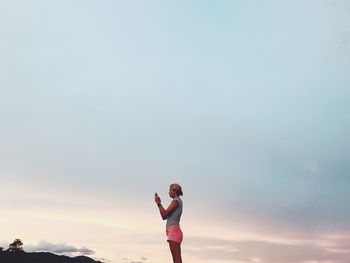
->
[155, 183, 183, 263]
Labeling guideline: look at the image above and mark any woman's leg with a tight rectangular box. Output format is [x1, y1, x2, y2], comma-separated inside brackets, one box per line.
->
[168, 241, 182, 263]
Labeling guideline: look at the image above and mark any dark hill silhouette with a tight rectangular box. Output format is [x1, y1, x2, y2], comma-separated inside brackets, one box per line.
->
[0, 251, 103, 263]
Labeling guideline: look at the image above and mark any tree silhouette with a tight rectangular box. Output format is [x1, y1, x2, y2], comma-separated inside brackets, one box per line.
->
[8, 239, 24, 253]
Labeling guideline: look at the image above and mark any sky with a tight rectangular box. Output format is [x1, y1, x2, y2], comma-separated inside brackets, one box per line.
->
[0, 0, 350, 263]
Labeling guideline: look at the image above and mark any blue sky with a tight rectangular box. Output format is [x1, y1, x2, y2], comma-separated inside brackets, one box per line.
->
[1, 1, 350, 263]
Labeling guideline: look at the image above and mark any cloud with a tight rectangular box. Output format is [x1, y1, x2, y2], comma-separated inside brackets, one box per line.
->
[95, 257, 112, 263]
[184, 234, 350, 263]
[0, 241, 8, 249]
[318, 234, 350, 254]
[122, 255, 148, 263]
[24, 240, 94, 256]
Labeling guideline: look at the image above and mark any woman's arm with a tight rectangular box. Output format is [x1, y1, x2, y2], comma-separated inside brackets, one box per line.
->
[157, 200, 179, 220]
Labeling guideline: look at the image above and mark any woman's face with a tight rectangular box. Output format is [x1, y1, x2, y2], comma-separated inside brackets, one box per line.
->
[168, 187, 177, 198]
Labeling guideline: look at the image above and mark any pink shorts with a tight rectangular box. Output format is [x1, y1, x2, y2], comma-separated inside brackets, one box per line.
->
[166, 224, 183, 244]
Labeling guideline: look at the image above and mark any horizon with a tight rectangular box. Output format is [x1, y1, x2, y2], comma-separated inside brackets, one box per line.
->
[1, 1, 350, 263]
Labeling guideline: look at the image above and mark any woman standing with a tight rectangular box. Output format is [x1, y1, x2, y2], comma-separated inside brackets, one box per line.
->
[155, 183, 183, 263]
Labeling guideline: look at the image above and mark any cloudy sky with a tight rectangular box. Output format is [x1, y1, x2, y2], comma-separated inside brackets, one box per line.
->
[1, 1, 350, 263]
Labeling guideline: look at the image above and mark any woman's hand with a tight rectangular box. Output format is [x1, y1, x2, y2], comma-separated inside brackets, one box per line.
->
[155, 193, 161, 205]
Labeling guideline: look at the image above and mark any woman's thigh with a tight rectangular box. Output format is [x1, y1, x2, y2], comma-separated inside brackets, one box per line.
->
[168, 240, 181, 254]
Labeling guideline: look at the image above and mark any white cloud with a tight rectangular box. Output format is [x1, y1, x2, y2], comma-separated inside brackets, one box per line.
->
[205, 244, 239, 253]
[24, 240, 94, 256]
[122, 255, 148, 263]
[0, 241, 9, 249]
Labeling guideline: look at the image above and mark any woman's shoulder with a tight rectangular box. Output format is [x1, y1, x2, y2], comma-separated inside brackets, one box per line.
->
[173, 196, 182, 203]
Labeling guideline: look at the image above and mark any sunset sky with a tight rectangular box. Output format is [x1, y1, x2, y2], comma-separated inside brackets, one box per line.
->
[1, 1, 350, 263]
